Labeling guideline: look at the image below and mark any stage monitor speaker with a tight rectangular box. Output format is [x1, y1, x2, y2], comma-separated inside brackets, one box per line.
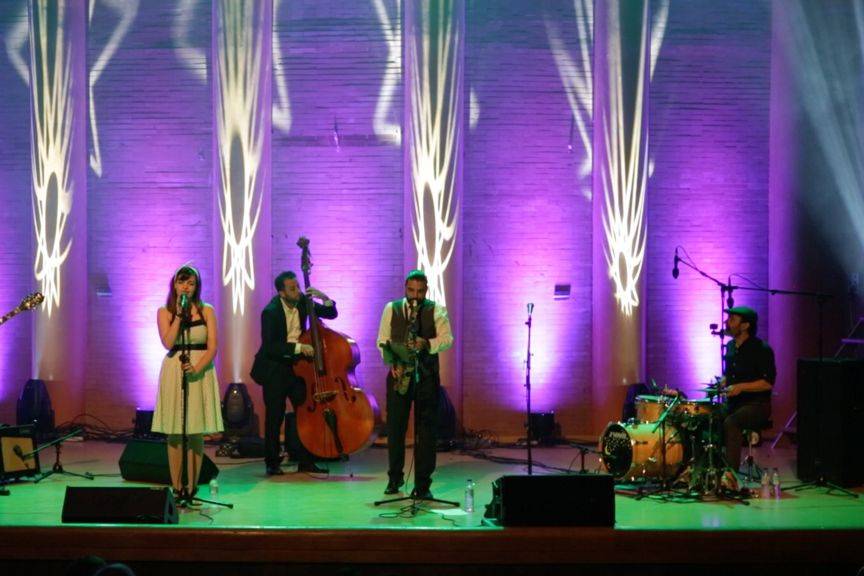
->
[62, 486, 178, 524]
[484, 474, 615, 526]
[118, 439, 218, 485]
[797, 358, 864, 487]
[0, 424, 40, 481]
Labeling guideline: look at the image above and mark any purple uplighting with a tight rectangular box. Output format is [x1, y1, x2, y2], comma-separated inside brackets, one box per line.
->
[0, 0, 854, 445]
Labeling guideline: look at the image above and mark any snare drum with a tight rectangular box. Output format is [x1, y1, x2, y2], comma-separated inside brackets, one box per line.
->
[677, 399, 715, 417]
[600, 421, 685, 481]
[634, 395, 671, 422]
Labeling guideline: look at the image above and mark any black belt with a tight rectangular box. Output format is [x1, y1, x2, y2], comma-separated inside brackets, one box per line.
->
[167, 343, 208, 358]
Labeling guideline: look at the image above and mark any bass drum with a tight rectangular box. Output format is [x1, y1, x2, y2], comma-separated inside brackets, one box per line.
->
[600, 421, 685, 481]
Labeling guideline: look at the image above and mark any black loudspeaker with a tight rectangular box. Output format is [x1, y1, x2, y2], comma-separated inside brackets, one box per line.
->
[118, 439, 219, 485]
[797, 358, 864, 487]
[62, 486, 178, 524]
[484, 474, 615, 526]
[0, 424, 40, 481]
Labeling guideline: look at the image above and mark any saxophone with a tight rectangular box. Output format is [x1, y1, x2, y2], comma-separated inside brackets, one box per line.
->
[394, 300, 421, 395]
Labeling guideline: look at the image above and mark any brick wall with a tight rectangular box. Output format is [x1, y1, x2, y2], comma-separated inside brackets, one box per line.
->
[646, 0, 771, 396]
[0, 1, 776, 440]
[0, 0, 33, 423]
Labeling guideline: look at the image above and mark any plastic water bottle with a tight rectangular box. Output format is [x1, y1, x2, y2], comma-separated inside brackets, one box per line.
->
[771, 468, 781, 498]
[760, 470, 771, 499]
[209, 478, 219, 500]
[464, 479, 475, 512]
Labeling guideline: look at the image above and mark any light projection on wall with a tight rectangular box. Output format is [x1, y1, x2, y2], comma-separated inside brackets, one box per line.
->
[600, 1, 650, 317]
[546, 0, 594, 199]
[173, 0, 208, 83]
[780, 1, 864, 268]
[29, 0, 75, 317]
[373, 0, 401, 145]
[88, 0, 139, 177]
[408, 0, 462, 308]
[548, 0, 669, 315]
[271, 0, 292, 133]
[215, 0, 265, 315]
[4, 5, 30, 84]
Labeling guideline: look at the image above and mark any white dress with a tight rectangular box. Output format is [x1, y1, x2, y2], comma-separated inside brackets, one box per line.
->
[151, 318, 224, 435]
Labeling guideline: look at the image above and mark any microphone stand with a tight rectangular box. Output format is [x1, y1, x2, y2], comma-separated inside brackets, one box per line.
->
[32, 428, 94, 483]
[176, 305, 232, 511]
[674, 252, 832, 374]
[524, 303, 534, 475]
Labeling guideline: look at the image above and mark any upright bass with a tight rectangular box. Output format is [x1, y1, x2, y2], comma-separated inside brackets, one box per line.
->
[293, 237, 380, 459]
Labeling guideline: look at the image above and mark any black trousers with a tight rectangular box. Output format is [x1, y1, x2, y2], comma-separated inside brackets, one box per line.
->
[386, 372, 439, 492]
[723, 401, 771, 472]
[263, 372, 314, 468]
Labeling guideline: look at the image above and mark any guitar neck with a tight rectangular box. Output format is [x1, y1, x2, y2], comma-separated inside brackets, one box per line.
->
[0, 305, 24, 326]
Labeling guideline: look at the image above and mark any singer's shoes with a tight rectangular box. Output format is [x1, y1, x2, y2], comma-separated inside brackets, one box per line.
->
[384, 479, 404, 495]
[298, 461, 327, 474]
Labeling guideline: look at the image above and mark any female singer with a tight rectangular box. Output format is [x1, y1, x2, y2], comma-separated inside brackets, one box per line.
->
[151, 266, 223, 501]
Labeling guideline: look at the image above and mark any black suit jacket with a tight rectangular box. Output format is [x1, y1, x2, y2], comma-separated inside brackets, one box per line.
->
[250, 295, 338, 387]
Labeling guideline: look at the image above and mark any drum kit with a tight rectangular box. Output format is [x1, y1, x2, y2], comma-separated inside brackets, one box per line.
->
[599, 384, 744, 499]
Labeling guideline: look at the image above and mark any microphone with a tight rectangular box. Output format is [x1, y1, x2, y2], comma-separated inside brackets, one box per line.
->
[672, 248, 680, 279]
[13, 445, 26, 461]
[179, 294, 189, 310]
[527, 303, 534, 315]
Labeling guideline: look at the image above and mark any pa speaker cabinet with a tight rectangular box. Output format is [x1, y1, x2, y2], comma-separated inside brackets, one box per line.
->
[797, 358, 864, 487]
[62, 486, 178, 524]
[487, 474, 614, 526]
[0, 424, 40, 481]
[119, 439, 218, 485]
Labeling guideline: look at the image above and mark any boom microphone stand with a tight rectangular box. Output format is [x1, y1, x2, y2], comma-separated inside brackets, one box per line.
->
[30, 428, 94, 483]
[673, 247, 832, 377]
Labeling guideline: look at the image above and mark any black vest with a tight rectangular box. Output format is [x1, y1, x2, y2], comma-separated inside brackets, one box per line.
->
[390, 299, 439, 374]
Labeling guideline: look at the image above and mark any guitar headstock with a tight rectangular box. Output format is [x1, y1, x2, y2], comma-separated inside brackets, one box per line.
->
[21, 292, 44, 311]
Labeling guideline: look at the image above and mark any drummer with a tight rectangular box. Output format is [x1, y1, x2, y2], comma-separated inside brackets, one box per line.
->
[719, 306, 776, 476]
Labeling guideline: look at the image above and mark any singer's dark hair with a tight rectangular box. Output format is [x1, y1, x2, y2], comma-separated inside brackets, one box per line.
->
[405, 269, 428, 285]
[275, 271, 298, 292]
[165, 266, 203, 320]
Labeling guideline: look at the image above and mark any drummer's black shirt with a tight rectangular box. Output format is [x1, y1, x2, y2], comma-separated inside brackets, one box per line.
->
[724, 335, 775, 409]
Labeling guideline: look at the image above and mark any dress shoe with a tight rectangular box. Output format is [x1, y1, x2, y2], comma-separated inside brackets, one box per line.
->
[266, 466, 284, 476]
[298, 461, 327, 473]
[410, 488, 433, 500]
[384, 479, 404, 495]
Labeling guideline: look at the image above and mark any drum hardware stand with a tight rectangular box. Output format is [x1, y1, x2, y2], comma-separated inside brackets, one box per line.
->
[651, 394, 680, 493]
[568, 443, 602, 473]
[695, 411, 749, 505]
[33, 428, 94, 483]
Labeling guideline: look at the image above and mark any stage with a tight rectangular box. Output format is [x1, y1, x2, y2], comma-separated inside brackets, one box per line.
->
[0, 439, 862, 575]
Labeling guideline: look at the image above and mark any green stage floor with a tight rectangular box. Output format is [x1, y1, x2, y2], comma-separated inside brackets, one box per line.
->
[1, 439, 862, 531]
